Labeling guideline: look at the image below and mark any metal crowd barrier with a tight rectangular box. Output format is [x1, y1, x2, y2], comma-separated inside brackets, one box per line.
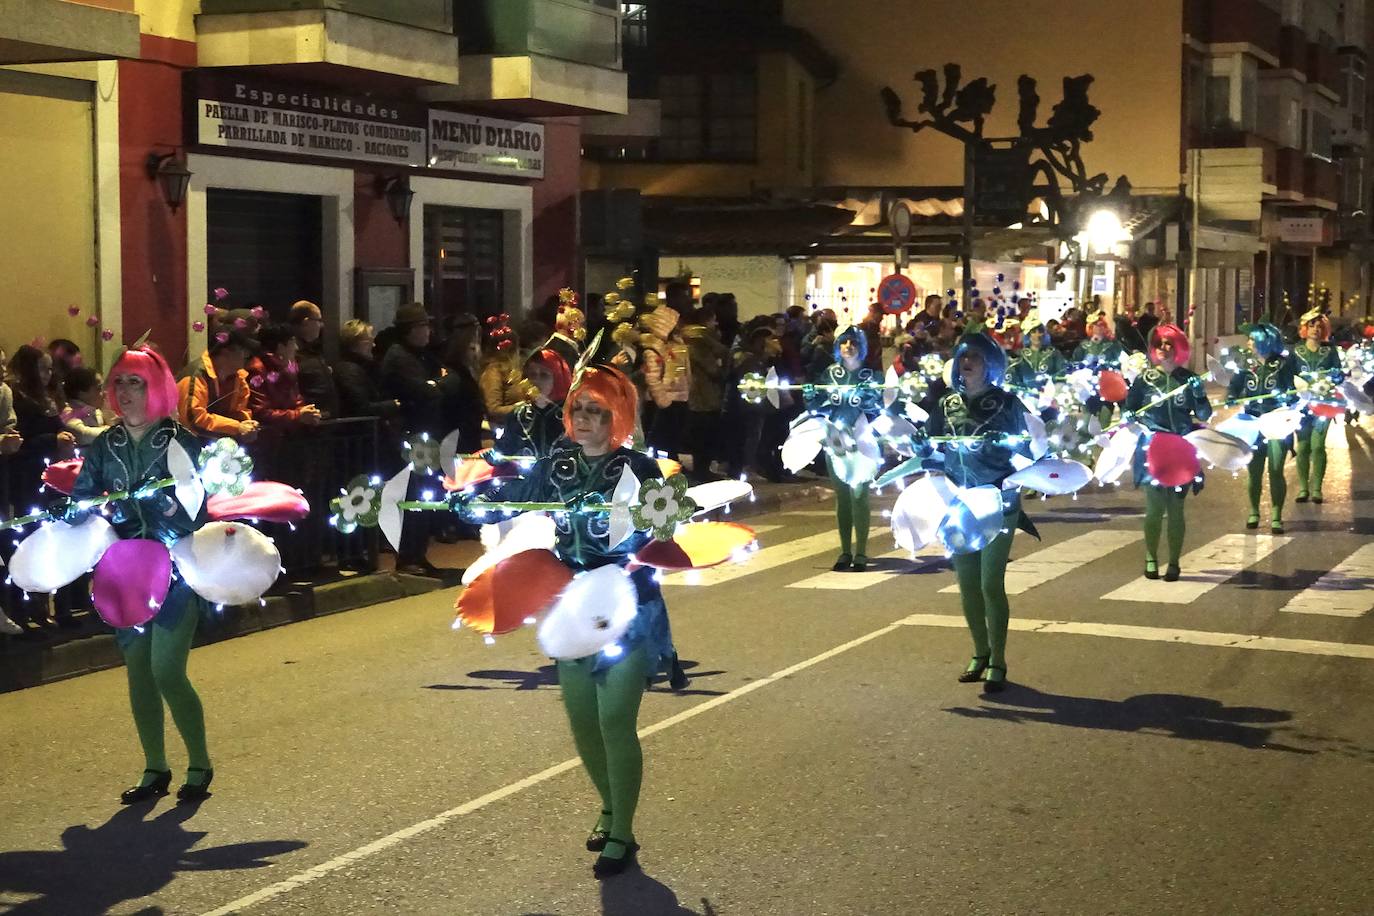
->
[251, 416, 381, 580]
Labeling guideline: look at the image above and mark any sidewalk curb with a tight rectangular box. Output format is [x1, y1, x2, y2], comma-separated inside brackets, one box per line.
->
[0, 482, 830, 693]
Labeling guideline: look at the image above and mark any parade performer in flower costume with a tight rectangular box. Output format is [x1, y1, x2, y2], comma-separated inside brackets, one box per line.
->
[1007, 310, 1065, 417]
[489, 348, 571, 461]
[1227, 323, 1298, 533]
[1072, 314, 1126, 426]
[70, 348, 215, 804]
[1123, 325, 1212, 581]
[478, 364, 671, 878]
[802, 327, 885, 572]
[1292, 309, 1343, 504]
[919, 333, 1033, 692]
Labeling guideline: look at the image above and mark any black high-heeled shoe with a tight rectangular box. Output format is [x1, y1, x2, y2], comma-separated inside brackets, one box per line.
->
[831, 553, 853, 572]
[586, 811, 612, 852]
[1144, 560, 1159, 580]
[593, 838, 640, 879]
[1163, 563, 1180, 582]
[176, 767, 214, 802]
[120, 769, 171, 805]
[850, 555, 869, 572]
[957, 656, 989, 683]
[982, 665, 1008, 693]
[668, 654, 690, 691]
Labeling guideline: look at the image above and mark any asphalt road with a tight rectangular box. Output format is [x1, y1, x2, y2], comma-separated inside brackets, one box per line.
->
[2, 422, 1374, 915]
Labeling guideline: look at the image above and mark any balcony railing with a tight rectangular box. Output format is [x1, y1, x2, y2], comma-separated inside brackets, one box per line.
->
[199, 0, 453, 33]
[454, 0, 622, 70]
[1185, 0, 1281, 59]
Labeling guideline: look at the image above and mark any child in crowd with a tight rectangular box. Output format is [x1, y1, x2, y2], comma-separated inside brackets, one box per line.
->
[61, 366, 111, 445]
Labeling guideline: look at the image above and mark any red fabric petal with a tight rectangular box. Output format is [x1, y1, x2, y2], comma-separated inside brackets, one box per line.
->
[207, 481, 310, 523]
[42, 459, 84, 496]
[1146, 432, 1201, 488]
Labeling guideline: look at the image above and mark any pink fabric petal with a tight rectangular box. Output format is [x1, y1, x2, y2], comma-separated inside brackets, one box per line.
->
[92, 539, 172, 629]
[206, 481, 310, 523]
[1146, 432, 1201, 488]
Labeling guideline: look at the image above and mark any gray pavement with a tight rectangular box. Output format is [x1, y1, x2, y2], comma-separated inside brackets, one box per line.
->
[2, 423, 1374, 915]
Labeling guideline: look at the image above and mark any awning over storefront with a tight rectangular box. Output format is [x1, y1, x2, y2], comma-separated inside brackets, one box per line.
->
[0, 0, 139, 64]
[642, 199, 857, 255]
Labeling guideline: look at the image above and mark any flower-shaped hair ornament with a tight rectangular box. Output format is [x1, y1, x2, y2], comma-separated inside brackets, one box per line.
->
[197, 437, 254, 496]
[631, 475, 698, 541]
[738, 372, 768, 406]
[405, 433, 442, 475]
[330, 475, 383, 534]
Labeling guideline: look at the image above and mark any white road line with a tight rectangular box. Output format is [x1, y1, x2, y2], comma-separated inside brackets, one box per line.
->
[899, 613, 1374, 660]
[938, 529, 1142, 597]
[198, 622, 904, 916]
[787, 544, 947, 590]
[662, 526, 846, 586]
[1280, 543, 1374, 617]
[1101, 533, 1290, 604]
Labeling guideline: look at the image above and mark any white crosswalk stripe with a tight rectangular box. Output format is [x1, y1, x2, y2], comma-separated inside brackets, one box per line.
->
[937, 529, 1142, 597]
[787, 544, 947, 590]
[1101, 533, 1291, 604]
[1280, 543, 1374, 617]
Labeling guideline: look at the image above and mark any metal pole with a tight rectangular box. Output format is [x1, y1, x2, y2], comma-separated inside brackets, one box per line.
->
[962, 140, 975, 304]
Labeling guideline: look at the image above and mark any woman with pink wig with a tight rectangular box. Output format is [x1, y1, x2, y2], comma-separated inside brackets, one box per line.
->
[68, 346, 216, 805]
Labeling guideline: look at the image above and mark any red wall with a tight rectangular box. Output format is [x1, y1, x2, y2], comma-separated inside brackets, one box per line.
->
[118, 35, 195, 365]
[531, 118, 582, 309]
[353, 172, 409, 270]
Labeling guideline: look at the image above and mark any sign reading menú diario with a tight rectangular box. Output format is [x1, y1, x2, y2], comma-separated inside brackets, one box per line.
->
[428, 111, 545, 178]
[193, 74, 428, 168]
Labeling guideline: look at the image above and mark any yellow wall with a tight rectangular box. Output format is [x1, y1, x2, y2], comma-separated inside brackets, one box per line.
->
[784, 0, 1184, 194]
[588, 52, 817, 196]
[0, 84, 97, 353]
[136, 0, 197, 42]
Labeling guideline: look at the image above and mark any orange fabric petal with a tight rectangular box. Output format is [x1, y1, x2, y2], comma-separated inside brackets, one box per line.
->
[637, 521, 756, 570]
[456, 548, 574, 636]
[656, 458, 682, 478]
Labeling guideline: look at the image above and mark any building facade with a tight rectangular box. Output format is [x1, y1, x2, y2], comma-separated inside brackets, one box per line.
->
[584, 0, 1374, 360]
[0, 0, 626, 363]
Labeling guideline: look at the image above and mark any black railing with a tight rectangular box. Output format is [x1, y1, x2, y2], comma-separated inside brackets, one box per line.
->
[250, 416, 381, 579]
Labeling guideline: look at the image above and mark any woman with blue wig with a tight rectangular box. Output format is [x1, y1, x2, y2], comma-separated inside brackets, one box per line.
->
[1226, 323, 1298, 533]
[922, 332, 1033, 691]
[802, 326, 884, 571]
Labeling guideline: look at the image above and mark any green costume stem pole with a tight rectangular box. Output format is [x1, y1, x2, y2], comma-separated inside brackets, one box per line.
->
[396, 499, 614, 513]
[0, 476, 177, 531]
[1227, 388, 1300, 406]
[1103, 374, 1215, 436]
[928, 434, 1031, 443]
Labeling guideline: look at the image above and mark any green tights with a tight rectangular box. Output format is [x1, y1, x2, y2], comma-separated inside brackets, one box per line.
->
[1294, 417, 1331, 498]
[832, 478, 870, 558]
[1143, 486, 1187, 566]
[122, 601, 210, 779]
[1246, 439, 1289, 522]
[950, 526, 1016, 668]
[558, 645, 649, 856]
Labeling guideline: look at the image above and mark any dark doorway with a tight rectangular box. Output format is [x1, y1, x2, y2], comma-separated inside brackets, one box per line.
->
[422, 204, 505, 328]
[207, 188, 323, 322]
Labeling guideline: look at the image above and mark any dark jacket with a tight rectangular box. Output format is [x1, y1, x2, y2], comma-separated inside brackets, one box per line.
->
[295, 340, 339, 419]
[436, 363, 485, 452]
[334, 351, 400, 420]
[380, 340, 441, 435]
[10, 388, 66, 506]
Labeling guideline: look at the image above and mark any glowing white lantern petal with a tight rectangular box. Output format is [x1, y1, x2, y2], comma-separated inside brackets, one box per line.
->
[882, 365, 900, 409]
[1341, 379, 1374, 415]
[378, 467, 411, 554]
[890, 472, 956, 552]
[171, 522, 281, 607]
[1216, 411, 1262, 447]
[536, 565, 638, 660]
[1257, 406, 1303, 441]
[1006, 457, 1092, 496]
[780, 416, 827, 473]
[167, 439, 205, 518]
[9, 516, 118, 594]
[607, 463, 641, 547]
[684, 478, 753, 515]
[1093, 425, 1141, 485]
[1185, 428, 1252, 472]
[1024, 411, 1049, 459]
[1206, 353, 1233, 388]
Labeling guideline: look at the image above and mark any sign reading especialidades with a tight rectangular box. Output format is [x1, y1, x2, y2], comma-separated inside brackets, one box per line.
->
[190, 75, 545, 179]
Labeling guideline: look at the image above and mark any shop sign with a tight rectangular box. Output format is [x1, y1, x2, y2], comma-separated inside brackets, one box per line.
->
[428, 111, 545, 178]
[1279, 217, 1325, 244]
[192, 74, 427, 168]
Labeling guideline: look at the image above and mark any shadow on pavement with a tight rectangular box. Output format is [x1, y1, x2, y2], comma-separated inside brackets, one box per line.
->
[1236, 567, 1374, 592]
[425, 660, 727, 697]
[0, 803, 306, 915]
[945, 686, 1317, 754]
[599, 869, 713, 915]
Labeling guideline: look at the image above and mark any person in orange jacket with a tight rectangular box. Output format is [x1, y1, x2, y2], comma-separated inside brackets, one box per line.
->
[177, 330, 260, 442]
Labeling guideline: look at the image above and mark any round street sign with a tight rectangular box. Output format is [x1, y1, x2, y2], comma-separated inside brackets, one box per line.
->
[878, 273, 918, 314]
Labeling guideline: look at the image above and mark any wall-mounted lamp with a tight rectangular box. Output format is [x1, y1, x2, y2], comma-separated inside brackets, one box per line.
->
[146, 151, 192, 212]
[379, 174, 414, 224]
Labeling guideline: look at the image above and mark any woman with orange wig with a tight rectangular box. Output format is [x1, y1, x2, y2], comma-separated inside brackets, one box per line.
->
[1123, 325, 1213, 580]
[481, 363, 672, 878]
[67, 346, 216, 804]
[1292, 308, 1343, 503]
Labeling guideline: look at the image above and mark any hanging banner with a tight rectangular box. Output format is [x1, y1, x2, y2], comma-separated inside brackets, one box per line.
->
[191, 73, 427, 168]
[428, 111, 545, 178]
